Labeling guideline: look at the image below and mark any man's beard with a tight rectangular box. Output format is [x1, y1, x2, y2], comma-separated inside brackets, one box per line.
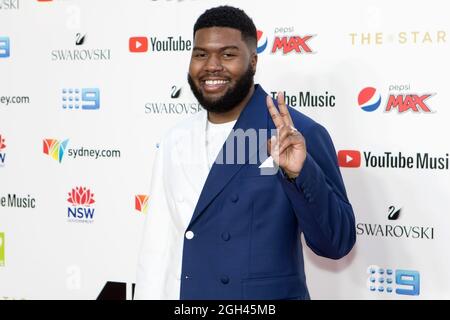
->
[188, 65, 254, 114]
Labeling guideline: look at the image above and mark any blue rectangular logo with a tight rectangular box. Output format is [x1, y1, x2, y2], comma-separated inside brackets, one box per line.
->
[62, 88, 100, 110]
[368, 266, 420, 296]
[0, 37, 10, 58]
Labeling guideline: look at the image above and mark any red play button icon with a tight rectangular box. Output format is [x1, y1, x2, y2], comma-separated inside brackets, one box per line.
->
[129, 37, 148, 53]
[338, 150, 361, 168]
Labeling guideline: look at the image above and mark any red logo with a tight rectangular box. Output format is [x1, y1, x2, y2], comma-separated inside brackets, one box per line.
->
[271, 35, 314, 54]
[338, 150, 361, 168]
[129, 37, 148, 53]
[0, 135, 5, 150]
[256, 30, 268, 54]
[135, 195, 149, 213]
[67, 187, 95, 206]
[385, 94, 433, 113]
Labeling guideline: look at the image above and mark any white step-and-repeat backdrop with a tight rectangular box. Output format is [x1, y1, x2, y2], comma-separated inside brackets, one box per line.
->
[1, 0, 449, 299]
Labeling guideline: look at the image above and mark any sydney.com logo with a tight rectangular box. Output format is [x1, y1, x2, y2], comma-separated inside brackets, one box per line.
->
[43, 139, 121, 163]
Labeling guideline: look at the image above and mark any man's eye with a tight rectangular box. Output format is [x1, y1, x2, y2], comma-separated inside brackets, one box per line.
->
[194, 53, 207, 58]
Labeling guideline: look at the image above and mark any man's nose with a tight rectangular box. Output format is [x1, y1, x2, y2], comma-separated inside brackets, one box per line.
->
[204, 55, 223, 73]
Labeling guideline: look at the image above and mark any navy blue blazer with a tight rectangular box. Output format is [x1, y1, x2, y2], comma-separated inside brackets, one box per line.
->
[180, 84, 356, 300]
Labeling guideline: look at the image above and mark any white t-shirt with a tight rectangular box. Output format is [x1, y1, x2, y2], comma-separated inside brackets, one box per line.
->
[206, 119, 237, 169]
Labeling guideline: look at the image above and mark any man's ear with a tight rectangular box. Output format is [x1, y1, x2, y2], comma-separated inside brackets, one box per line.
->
[251, 52, 258, 74]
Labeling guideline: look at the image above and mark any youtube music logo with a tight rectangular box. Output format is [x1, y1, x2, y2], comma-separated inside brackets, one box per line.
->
[129, 37, 148, 53]
[338, 150, 361, 168]
[338, 149, 448, 170]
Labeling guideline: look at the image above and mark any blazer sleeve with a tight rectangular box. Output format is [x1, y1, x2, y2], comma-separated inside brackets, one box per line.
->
[135, 144, 177, 299]
[279, 123, 356, 259]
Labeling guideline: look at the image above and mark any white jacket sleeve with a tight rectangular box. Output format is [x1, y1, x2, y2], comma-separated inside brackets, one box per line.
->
[134, 144, 181, 300]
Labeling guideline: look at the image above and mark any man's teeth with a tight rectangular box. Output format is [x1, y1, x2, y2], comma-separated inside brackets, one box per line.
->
[205, 80, 228, 85]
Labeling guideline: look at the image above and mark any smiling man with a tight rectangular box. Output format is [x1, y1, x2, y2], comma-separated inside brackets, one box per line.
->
[135, 5, 356, 300]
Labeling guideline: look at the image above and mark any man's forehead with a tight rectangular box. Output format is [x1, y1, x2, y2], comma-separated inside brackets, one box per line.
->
[194, 27, 245, 44]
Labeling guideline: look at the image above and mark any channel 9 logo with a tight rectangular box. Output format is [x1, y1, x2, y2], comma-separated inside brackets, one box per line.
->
[367, 265, 420, 296]
[0, 37, 10, 58]
[62, 88, 100, 110]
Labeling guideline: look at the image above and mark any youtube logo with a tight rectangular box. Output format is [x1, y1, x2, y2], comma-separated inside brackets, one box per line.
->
[129, 37, 148, 53]
[338, 150, 361, 168]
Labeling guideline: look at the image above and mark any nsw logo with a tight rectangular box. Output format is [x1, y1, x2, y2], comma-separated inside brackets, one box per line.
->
[358, 87, 381, 112]
[0, 134, 6, 166]
[67, 186, 96, 223]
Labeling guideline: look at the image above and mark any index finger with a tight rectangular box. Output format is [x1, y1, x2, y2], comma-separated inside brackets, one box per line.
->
[266, 95, 284, 129]
[277, 92, 294, 126]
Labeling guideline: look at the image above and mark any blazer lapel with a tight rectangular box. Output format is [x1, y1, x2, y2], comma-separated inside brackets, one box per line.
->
[173, 110, 210, 229]
[187, 85, 271, 228]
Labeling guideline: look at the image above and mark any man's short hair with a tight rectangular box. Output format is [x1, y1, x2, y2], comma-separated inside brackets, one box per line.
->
[193, 5, 257, 49]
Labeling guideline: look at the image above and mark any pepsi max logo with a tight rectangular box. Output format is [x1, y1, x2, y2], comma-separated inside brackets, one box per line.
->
[257, 30, 268, 54]
[358, 86, 435, 113]
[358, 87, 382, 112]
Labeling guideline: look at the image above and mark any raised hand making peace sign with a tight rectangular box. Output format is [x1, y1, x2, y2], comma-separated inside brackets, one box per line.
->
[266, 92, 307, 179]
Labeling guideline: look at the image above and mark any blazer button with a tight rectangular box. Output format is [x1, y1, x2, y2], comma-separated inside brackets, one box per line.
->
[230, 194, 239, 203]
[185, 231, 194, 240]
[221, 232, 231, 242]
[220, 276, 230, 284]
